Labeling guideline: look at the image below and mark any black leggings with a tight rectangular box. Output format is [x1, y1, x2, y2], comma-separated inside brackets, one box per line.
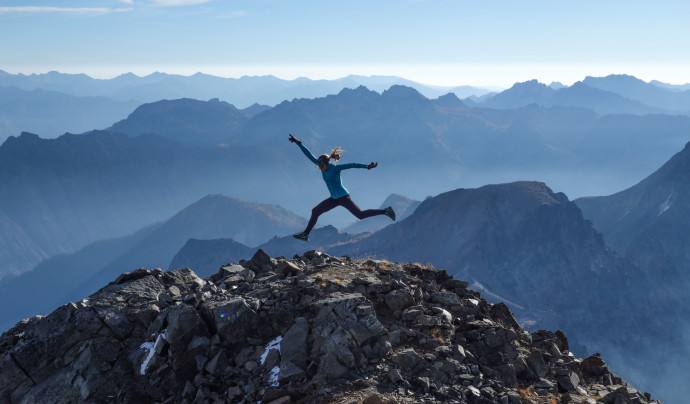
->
[304, 195, 386, 234]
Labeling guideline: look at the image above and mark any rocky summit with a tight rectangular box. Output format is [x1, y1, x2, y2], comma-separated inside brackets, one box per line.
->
[0, 250, 661, 404]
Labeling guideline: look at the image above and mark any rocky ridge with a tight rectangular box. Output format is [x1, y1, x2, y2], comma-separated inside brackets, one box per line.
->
[0, 250, 660, 403]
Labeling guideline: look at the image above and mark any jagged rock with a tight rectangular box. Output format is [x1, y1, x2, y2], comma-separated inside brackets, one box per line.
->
[280, 317, 308, 369]
[0, 251, 663, 404]
[384, 289, 415, 311]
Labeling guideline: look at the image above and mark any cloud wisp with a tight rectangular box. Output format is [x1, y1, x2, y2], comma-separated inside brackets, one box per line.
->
[147, 0, 213, 6]
[0, 7, 133, 15]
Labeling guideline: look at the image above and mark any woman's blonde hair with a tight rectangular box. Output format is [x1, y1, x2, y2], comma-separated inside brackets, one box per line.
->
[328, 146, 343, 161]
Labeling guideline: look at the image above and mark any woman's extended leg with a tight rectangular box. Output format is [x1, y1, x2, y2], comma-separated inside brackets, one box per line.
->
[337, 195, 386, 220]
[303, 197, 340, 235]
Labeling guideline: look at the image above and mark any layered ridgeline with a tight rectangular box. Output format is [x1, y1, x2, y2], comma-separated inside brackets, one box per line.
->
[576, 141, 690, 308]
[0, 85, 141, 142]
[0, 250, 662, 403]
[4, 84, 690, 277]
[0, 131, 237, 277]
[0, 195, 305, 333]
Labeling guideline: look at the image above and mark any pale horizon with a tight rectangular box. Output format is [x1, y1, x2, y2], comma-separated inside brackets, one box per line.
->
[4, 63, 690, 91]
[2, 1, 690, 90]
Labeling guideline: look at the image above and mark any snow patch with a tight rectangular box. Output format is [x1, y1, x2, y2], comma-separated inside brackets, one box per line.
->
[659, 191, 673, 216]
[260, 335, 282, 365]
[268, 365, 280, 386]
[139, 330, 167, 375]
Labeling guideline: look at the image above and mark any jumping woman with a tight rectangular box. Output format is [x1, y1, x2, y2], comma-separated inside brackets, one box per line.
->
[289, 133, 395, 242]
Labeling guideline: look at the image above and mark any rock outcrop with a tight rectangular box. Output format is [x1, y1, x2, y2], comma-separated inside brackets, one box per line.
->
[0, 250, 661, 403]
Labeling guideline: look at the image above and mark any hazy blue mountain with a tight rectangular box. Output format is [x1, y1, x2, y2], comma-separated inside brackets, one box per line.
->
[0, 194, 305, 332]
[576, 141, 690, 305]
[0, 85, 140, 142]
[448, 85, 495, 99]
[0, 69, 493, 109]
[109, 98, 254, 146]
[650, 79, 690, 92]
[583, 74, 690, 113]
[341, 193, 421, 234]
[480, 79, 663, 115]
[0, 130, 246, 276]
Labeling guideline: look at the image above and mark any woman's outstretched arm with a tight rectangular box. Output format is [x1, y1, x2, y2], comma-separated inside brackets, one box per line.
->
[289, 134, 318, 165]
[337, 162, 378, 171]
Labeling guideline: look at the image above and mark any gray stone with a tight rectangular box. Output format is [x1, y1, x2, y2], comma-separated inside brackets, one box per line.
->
[430, 292, 461, 306]
[431, 307, 453, 324]
[165, 303, 208, 354]
[279, 360, 306, 383]
[401, 305, 424, 322]
[278, 261, 300, 276]
[248, 249, 273, 273]
[557, 371, 581, 392]
[203, 298, 260, 344]
[391, 348, 426, 373]
[316, 351, 349, 380]
[527, 350, 548, 378]
[385, 289, 415, 311]
[280, 317, 309, 368]
[580, 353, 609, 377]
[388, 367, 403, 382]
[204, 349, 228, 376]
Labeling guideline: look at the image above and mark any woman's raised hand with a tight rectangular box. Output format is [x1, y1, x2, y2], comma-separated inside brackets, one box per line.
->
[288, 133, 301, 145]
[367, 162, 378, 170]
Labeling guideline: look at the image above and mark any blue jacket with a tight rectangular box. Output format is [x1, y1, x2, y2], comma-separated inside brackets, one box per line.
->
[298, 143, 367, 199]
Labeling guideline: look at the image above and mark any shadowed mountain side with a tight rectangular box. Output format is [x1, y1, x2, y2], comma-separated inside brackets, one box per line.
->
[576, 141, 690, 306]
[108, 98, 254, 146]
[0, 210, 48, 280]
[0, 194, 305, 332]
[341, 193, 421, 235]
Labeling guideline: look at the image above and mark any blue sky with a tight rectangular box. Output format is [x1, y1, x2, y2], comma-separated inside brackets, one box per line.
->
[1, 0, 689, 87]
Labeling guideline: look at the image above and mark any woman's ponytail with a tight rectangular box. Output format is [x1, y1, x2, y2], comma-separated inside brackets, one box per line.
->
[329, 146, 343, 161]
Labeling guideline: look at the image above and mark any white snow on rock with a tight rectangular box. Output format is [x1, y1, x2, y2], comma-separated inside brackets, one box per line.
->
[139, 330, 167, 375]
[260, 335, 282, 365]
[658, 191, 673, 216]
[268, 366, 280, 387]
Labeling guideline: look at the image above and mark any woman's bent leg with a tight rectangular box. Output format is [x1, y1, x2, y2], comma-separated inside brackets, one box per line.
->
[338, 195, 386, 220]
[304, 197, 339, 234]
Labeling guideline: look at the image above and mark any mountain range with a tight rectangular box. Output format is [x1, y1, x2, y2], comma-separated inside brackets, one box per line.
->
[3, 82, 690, 278]
[0, 85, 140, 141]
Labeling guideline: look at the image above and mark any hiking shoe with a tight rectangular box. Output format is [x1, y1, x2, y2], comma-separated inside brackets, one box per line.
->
[292, 232, 309, 242]
[384, 206, 396, 221]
